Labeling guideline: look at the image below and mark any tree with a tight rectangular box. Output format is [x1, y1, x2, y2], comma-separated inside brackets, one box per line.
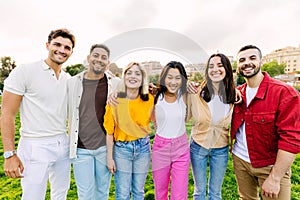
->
[0, 56, 17, 90]
[261, 60, 285, 77]
[65, 64, 86, 76]
[149, 74, 159, 85]
[190, 72, 203, 83]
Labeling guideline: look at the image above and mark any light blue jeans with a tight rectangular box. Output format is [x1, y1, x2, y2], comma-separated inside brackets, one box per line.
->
[72, 146, 111, 200]
[190, 140, 229, 200]
[114, 136, 151, 200]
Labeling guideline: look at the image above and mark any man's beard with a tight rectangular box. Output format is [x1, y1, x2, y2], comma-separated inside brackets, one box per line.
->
[92, 67, 105, 75]
[239, 64, 260, 78]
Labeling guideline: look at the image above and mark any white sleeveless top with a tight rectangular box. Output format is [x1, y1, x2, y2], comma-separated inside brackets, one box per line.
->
[155, 94, 186, 138]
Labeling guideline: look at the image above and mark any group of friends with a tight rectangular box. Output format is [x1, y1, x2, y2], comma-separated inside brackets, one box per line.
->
[1, 28, 299, 200]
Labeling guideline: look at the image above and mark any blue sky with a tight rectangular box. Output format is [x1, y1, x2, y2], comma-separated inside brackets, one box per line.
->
[0, 0, 300, 67]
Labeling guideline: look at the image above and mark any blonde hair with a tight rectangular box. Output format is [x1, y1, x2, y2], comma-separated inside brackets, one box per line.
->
[117, 62, 149, 101]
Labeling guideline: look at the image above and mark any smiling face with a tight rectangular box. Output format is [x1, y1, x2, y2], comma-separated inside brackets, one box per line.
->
[124, 64, 143, 90]
[87, 47, 110, 75]
[207, 56, 226, 83]
[46, 36, 73, 65]
[237, 48, 262, 78]
[164, 68, 182, 94]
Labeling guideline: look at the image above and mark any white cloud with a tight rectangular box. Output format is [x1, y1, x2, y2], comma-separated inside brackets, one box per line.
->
[0, 0, 300, 66]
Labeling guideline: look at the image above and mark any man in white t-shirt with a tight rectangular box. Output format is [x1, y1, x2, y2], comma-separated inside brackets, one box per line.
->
[1, 28, 75, 200]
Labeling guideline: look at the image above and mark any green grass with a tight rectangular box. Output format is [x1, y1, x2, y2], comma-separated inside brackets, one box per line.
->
[0, 97, 300, 199]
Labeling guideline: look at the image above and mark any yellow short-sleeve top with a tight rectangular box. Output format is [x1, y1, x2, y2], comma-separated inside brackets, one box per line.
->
[104, 95, 154, 141]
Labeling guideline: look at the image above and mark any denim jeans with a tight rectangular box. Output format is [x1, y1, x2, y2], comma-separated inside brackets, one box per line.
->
[72, 146, 111, 200]
[114, 136, 151, 200]
[190, 140, 229, 200]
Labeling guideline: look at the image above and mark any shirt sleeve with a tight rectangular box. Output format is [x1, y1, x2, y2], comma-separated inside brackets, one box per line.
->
[103, 105, 115, 135]
[277, 87, 300, 153]
[4, 64, 27, 95]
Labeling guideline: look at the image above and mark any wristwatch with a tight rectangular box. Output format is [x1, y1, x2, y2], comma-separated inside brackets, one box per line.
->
[3, 150, 17, 159]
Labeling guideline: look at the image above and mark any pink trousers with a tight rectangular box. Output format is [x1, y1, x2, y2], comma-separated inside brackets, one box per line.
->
[152, 133, 190, 200]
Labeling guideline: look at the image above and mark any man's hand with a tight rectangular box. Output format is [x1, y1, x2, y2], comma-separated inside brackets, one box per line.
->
[4, 155, 24, 178]
[261, 150, 295, 199]
[261, 173, 280, 199]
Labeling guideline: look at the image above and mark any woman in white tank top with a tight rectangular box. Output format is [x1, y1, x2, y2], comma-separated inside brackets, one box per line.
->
[152, 61, 190, 200]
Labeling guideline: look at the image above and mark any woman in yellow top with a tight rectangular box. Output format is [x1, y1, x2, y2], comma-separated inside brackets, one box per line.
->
[186, 53, 236, 200]
[104, 62, 154, 200]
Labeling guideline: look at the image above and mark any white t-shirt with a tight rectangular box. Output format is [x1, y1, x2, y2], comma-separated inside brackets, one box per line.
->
[207, 95, 230, 124]
[155, 94, 186, 138]
[4, 60, 70, 137]
[232, 86, 258, 162]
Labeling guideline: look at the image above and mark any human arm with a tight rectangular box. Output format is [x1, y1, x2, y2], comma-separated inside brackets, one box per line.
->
[261, 86, 300, 198]
[107, 92, 119, 106]
[103, 105, 116, 174]
[235, 89, 242, 104]
[150, 106, 157, 131]
[149, 83, 157, 96]
[185, 93, 193, 123]
[187, 81, 200, 94]
[0, 91, 24, 178]
[261, 150, 296, 198]
[106, 134, 116, 174]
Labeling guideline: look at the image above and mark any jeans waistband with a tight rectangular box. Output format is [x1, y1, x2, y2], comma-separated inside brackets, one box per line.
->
[116, 135, 150, 144]
[155, 133, 187, 142]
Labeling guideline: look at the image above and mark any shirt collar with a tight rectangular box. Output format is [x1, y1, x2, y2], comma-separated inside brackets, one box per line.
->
[42, 60, 51, 71]
[239, 72, 270, 101]
[255, 72, 270, 100]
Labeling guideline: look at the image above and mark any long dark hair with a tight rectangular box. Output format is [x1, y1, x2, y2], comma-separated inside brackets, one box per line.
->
[154, 61, 188, 104]
[201, 53, 236, 104]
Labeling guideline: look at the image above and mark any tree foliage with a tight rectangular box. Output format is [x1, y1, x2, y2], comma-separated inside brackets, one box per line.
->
[261, 60, 285, 77]
[0, 56, 17, 90]
[64, 64, 86, 76]
[149, 74, 159, 85]
[190, 72, 203, 83]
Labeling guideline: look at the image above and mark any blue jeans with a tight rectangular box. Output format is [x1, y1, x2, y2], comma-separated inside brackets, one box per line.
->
[114, 136, 151, 200]
[72, 146, 111, 200]
[190, 140, 229, 200]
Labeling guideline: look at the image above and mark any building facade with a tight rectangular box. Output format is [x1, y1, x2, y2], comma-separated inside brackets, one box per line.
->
[263, 46, 300, 73]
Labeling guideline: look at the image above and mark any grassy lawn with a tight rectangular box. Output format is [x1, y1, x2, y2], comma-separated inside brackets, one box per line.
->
[0, 96, 299, 199]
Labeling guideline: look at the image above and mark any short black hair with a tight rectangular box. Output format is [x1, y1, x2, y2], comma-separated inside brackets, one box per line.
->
[238, 45, 262, 59]
[90, 44, 110, 57]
